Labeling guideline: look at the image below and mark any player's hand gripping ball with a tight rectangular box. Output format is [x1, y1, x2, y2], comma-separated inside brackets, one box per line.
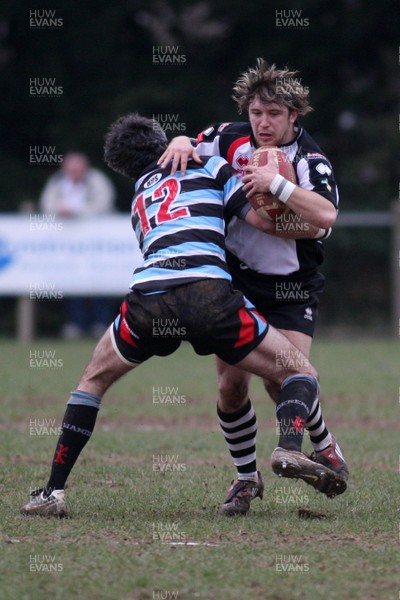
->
[249, 147, 297, 221]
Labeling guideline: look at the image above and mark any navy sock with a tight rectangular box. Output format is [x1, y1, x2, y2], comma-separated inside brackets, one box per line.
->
[276, 375, 318, 451]
[45, 391, 101, 494]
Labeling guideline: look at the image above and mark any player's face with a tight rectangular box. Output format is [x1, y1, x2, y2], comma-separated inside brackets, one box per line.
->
[248, 97, 298, 147]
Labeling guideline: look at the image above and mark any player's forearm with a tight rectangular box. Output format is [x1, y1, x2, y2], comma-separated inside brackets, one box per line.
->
[243, 166, 337, 229]
[273, 216, 329, 239]
[245, 208, 330, 240]
[284, 187, 337, 229]
[266, 172, 337, 228]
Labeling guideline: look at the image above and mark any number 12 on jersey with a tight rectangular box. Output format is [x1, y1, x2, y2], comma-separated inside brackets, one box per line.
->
[133, 178, 190, 236]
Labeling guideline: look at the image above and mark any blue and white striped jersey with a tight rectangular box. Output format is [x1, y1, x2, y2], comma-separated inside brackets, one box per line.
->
[130, 155, 249, 292]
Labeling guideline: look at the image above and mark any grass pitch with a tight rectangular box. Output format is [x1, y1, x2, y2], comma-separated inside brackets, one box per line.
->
[0, 338, 398, 599]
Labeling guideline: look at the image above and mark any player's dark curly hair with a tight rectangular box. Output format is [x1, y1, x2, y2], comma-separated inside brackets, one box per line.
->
[104, 113, 168, 179]
[232, 58, 313, 116]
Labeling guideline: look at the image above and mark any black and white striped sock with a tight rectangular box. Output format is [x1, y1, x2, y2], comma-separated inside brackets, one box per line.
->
[306, 397, 332, 451]
[217, 399, 258, 482]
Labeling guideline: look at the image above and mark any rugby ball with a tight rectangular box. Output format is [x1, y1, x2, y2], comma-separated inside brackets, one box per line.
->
[249, 147, 297, 221]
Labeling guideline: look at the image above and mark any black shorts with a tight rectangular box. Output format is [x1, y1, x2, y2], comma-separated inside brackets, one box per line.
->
[111, 279, 268, 366]
[226, 251, 325, 337]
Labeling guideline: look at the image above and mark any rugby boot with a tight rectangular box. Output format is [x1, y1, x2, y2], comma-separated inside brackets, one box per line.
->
[271, 443, 347, 498]
[220, 471, 264, 515]
[20, 488, 68, 517]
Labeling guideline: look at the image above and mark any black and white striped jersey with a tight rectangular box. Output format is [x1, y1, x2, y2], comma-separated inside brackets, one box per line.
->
[130, 156, 249, 292]
[195, 122, 339, 277]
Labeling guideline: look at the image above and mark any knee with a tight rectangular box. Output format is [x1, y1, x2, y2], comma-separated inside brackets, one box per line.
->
[263, 380, 280, 404]
[293, 358, 319, 383]
[308, 365, 319, 381]
[78, 361, 113, 397]
[218, 371, 249, 412]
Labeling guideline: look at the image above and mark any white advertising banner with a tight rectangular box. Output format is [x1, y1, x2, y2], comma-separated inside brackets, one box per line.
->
[0, 214, 143, 296]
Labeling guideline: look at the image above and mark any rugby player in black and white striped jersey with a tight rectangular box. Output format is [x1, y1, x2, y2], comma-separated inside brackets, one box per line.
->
[20, 113, 343, 518]
[159, 59, 348, 515]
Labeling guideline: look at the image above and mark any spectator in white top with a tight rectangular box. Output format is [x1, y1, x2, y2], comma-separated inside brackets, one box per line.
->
[39, 152, 116, 339]
[40, 152, 115, 217]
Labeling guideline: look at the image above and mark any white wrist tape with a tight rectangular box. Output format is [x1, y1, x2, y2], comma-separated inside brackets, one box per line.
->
[314, 228, 325, 239]
[314, 227, 332, 240]
[270, 174, 296, 203]
[320, 227, 332, 240]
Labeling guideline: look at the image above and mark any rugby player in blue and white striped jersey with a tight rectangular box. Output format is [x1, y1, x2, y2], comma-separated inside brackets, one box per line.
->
[20, 113, 345, 518]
